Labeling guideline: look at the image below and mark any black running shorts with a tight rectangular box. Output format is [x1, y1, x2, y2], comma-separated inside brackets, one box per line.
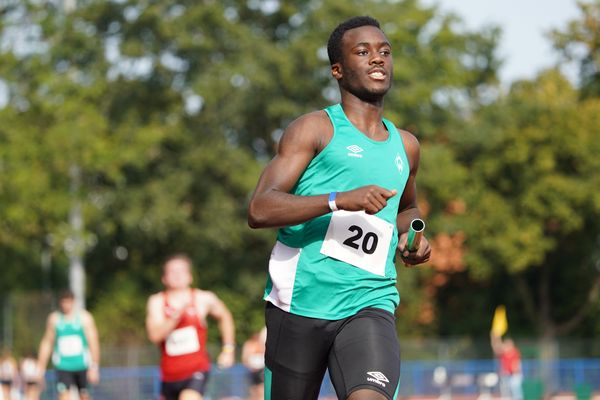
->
[264, 302, 400, 400]
[56, 369, 88, 394]
[160, 370, 210, 400]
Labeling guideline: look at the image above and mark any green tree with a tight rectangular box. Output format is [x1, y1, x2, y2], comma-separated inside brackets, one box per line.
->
[1, 0, 504, 348]
[550, 0, 600, 98]
[440, 70, 600, 340]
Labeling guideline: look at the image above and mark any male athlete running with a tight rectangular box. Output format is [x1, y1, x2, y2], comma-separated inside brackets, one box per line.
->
[146, 254, 236, 400]
[37, 290, 100, 400]
[248, 16, 431, 400]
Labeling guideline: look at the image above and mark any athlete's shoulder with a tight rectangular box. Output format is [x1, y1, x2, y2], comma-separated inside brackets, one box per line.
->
[47, 311, 60, 325]
[285, 110, 331, 135]
[194, 288, 218, 302]
[148, 291, 164, 300]
[397, 128, 419, 147]
[147, 291, 165, 308]
[397, 128, 420, 166]
[279, 109, 333, 153]
[80, 309, 96, 324]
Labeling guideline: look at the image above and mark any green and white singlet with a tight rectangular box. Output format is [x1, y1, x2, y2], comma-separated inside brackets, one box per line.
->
[264, 104, 410, 319]
[52, 313, 90, 371]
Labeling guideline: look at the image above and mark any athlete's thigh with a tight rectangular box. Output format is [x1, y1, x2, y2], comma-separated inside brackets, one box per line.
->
[179, 389, 203, 400]
[79, 391, 91, 400]
[347, 388, 389, 400]
[265, 302, 334, 400]
[181, 371, 209, 399]
[74, 370, 88, 390]
[58, 392, 71, 400]
[161, 380, 184, 400]
[56, 370, 75, 395]
[24, 384, 40, 400]
[328, 308, 400, 400]
[1, 385, 10, 399]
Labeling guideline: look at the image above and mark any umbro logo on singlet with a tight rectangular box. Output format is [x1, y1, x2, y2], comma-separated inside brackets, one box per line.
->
[347, 145, 364, 158]
[366, 371, 389, 387]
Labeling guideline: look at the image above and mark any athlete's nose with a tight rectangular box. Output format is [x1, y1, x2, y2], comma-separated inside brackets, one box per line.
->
[370, 54, 385, 67]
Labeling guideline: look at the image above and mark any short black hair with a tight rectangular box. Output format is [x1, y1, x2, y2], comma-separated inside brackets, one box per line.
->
[327, 16, 381, 65]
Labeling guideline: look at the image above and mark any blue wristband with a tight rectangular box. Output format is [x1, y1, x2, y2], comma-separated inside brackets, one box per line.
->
[328, 192, 339, 212]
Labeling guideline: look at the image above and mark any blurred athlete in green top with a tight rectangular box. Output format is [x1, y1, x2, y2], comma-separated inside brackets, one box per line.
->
[37, 290, 100, 400]
[248, 16, 431, 400]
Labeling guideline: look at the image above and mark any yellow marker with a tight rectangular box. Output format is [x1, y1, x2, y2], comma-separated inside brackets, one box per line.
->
[491, 305, 508, 337]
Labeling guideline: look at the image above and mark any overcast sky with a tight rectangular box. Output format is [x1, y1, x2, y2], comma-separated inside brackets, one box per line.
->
[422, 0, 581, 84]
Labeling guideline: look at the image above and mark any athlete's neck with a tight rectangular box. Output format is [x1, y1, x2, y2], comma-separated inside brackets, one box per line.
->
[60, 309, 77, 319]
[340, 96, 386, 140]
[165, 287, 192, 296]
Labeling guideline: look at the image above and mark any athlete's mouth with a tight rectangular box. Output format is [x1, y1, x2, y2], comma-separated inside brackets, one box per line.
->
[367, 68, 386, 80]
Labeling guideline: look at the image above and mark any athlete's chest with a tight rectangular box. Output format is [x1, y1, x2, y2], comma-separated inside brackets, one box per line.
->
[314, 135, 408, 187]
[164, 294, 208, 326]
[57, 317, 83, 333]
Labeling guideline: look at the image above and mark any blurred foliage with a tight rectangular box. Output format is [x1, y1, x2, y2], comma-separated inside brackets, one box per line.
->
[435, 70, 600, 338]
[0, 0, 599, 358]
[550, 0, 600, 98]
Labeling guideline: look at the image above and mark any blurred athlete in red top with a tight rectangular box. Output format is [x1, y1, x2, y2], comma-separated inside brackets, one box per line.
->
[491, 333, 523, 400]
[146, 254, 236, 400]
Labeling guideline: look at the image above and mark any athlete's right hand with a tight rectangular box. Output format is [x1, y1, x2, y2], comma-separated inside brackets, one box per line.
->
[165, 304, 186, 321]
[88, 366, 100, 384]
[337, 186, 397, 214]
[217, 350, 235, 369]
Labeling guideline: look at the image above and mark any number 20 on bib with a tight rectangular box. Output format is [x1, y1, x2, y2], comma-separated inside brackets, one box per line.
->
[320, 210, 393, 276]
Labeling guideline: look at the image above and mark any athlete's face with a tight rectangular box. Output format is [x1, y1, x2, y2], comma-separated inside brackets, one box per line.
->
[332, 25, 393, 102]
[59, 297, 75, 314]
[162, 258, 193, 290]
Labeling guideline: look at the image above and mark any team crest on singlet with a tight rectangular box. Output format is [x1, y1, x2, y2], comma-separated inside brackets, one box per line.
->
[395, 153, 404, 173]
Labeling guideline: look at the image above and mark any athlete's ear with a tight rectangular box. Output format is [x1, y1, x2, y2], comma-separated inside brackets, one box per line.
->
[331, 63, 342, 80]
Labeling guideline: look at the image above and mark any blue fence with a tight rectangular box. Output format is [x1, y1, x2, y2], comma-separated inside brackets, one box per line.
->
[37, 358, 600, 400]
[397, 359, 600, 397]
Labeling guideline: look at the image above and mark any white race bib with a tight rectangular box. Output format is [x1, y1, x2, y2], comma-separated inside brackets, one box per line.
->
[57, 335, 84, 357]
[320, 210, 394, 276]
[165, 326, 200, 356]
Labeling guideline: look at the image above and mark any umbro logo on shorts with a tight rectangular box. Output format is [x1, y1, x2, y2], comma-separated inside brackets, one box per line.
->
[346, 145, 364, 158]
[366, 371, 389, 387]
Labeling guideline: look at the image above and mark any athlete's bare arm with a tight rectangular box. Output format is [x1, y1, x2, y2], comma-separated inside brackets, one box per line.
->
[82, 311, 100, 384]
[248, 111, 397, 229]
[202, 291, 236, 368]
[395, 130, 421, 232]
[36, 312, 57, 381]
[490, 332, 504, 355]
[145, 293, 183, 344]
[396, 130, 431, 265]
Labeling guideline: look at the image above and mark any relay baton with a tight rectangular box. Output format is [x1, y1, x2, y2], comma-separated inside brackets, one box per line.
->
[406, 218, 425, 252]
